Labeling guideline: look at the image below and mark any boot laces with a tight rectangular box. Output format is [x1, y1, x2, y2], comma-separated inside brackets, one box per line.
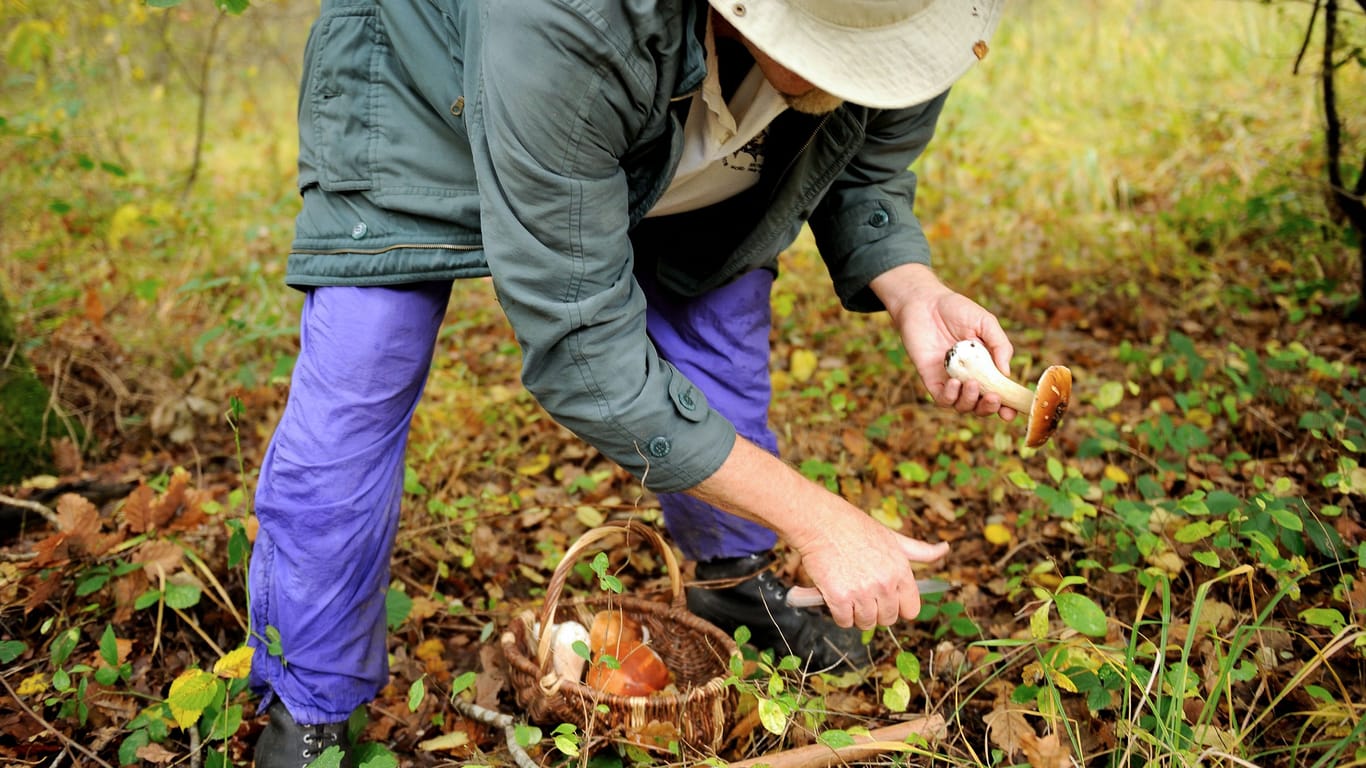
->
[300, 724, 342, 761]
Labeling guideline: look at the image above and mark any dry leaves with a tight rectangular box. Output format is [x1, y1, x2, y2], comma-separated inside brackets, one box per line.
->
[123, 468, 209, 534]
[985, 705, 1074, 768]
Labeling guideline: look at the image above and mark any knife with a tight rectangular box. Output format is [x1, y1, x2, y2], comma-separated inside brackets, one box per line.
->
[786, 578, 953, 608]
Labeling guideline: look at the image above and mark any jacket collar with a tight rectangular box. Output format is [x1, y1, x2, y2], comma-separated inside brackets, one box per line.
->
[673, 0, 709, 99]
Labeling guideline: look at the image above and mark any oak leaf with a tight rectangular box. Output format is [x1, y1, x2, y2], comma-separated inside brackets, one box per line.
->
[122, 484, 156, 533]
[23, 571, 63, 614]
[149, 468, 189, 529]
[134, 540, 184, 580]
[134, 742, 178, 763]
[983, 706, 1032, 756]
[1021, 731, 1072, 768]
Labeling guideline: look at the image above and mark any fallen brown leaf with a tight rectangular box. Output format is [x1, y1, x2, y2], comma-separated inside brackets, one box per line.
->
[984, 705, 1032, 756]
[134, 539, 184, 580]
[1021, 731, 1072, 768]
[134, 741, 178, 763]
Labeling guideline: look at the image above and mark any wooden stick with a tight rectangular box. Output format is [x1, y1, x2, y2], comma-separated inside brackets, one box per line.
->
[728, 715, 946, 768]
[0, 493, 59, 527]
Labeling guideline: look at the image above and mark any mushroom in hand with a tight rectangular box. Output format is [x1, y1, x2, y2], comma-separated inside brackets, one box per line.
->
[944, 339, 1071, 448]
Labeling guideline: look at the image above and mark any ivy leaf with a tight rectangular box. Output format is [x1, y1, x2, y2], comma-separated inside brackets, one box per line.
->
[118, 729, 149, 766]
[819, 730, 856, 749]
[0, 640, 27, 664]
[407, 676, 425, 712]
[163, 581, 201, 610]
[99, 625, 119, 667]
[882, 678, 911, 713]
[1175, 521, 1213, 543]
[450, 670, 476, 695]
[757, 697, 788, 735]
[894, 651, 920, 682]
[51, 627, 81, 667]
[589, 552, 622, 593]
[355, 743, 399, 768]
[386, 588, 413, 631]
[208, 703, 243, 741]
[1030, 603, 1050, 640]
[1054, 592, 1108, 638]
[514, 724, 542, 747]
[306, 747, 346, 768]
[551, 723, 580, 757]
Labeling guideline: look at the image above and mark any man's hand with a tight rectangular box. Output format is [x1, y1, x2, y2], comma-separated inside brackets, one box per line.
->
[784, 507, 948, 629]
[691, 438, 946, 629]
[869, 263, 1018, 420]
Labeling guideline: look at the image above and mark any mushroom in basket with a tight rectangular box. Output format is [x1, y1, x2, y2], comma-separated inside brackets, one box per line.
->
[583, 610, 672, 696]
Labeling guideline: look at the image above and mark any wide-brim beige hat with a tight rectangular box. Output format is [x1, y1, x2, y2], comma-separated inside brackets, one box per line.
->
[707, 0, 1004, 110]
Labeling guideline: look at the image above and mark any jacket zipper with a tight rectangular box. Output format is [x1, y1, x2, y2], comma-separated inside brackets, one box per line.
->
[293, 243, 481, 256]
[769, 111, 834, 201]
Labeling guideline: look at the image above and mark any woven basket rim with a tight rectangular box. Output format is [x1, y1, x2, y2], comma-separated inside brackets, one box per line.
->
[503, 520, 740, 711]
[503, 594, 739, 704]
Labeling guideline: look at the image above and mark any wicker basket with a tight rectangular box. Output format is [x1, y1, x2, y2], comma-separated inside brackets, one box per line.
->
[500, 520, 740, 753]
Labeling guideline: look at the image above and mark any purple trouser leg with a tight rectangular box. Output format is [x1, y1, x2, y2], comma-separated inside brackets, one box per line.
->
[639, 268, 780, 561]
[248, 282, 451, 725]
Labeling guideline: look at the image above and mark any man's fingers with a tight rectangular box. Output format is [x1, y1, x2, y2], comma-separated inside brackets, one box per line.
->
[786, 586, 824, 608]
[879, 595, 903, 628]
[899, 585, 922, 623]
[853, 600, 880, 631]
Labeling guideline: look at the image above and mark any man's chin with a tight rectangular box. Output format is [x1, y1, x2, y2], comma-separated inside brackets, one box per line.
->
[784, 89, 844, 115]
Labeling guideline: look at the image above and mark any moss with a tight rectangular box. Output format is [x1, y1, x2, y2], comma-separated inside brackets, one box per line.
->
[0, 368, 57, 484]
[0, 289, 58, 485]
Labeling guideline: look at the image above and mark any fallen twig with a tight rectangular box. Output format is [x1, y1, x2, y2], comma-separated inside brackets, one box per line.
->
[451, 696, 540, 768]
[727, 716, 946, 768]
[0, 493, 60, 528]
[0, 671, 117, 768]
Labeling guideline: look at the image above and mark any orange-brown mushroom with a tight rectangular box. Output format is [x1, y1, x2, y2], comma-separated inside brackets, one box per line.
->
[944, 339, 1071, 448]
[584, 641, 671, 696]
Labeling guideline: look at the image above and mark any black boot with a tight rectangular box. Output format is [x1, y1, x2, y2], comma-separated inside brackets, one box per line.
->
[687, 553, 868, 672]
[254, 699, 354, 768]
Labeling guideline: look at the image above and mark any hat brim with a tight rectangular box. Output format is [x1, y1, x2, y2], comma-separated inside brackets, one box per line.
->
[710, 0, 1004, 110]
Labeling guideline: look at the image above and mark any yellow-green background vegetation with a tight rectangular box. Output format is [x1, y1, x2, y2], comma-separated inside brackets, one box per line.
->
[1, 1, 1363, 767]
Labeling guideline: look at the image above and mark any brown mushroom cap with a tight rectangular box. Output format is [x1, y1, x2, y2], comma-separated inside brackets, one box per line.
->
[1024, 366, 1072, 448]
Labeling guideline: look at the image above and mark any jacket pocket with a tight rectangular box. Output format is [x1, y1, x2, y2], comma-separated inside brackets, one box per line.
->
[298, 7, 378, 192]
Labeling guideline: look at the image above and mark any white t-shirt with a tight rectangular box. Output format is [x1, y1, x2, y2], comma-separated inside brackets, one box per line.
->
[646, 21, 788, 218]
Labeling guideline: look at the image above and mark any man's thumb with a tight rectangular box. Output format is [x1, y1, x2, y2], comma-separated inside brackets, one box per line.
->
[899, 536, 949, 563]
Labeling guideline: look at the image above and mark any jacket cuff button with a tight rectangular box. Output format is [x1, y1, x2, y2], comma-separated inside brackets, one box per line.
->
[351, 221, 368, 239]
[867, 209, 890, 227]
[647, 436, 671, 458]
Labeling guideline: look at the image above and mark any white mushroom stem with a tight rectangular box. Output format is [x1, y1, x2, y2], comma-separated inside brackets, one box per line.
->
[945, 338, 1073, 448]
[944, 339, 1032, 412]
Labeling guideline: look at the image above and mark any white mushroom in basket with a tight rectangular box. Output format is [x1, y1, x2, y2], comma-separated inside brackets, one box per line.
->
[944, 339, 1072, 448]
[542, 620, 591, 682]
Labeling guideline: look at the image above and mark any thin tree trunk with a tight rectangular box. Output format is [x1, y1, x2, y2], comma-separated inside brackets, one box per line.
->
[1319, 0, 1366, 320]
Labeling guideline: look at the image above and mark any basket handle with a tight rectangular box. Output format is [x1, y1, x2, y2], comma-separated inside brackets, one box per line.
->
[533, 519, 683, 676]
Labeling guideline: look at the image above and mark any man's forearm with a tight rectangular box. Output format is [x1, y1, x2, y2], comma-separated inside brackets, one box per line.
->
[687, 436, 851, 551]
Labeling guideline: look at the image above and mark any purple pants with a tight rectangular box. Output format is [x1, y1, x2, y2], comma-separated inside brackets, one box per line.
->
[249, 271, 778, 722]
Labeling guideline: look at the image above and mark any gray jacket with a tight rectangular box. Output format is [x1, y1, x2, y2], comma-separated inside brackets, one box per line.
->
[288, 0, 947, 492]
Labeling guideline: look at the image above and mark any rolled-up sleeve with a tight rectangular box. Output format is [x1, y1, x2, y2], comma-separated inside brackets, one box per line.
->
[810, 90, 949, 313]
[467, 3, 736, 492]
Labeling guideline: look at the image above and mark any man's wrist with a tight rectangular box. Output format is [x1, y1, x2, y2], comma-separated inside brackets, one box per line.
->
[868, 263, 945, 321]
